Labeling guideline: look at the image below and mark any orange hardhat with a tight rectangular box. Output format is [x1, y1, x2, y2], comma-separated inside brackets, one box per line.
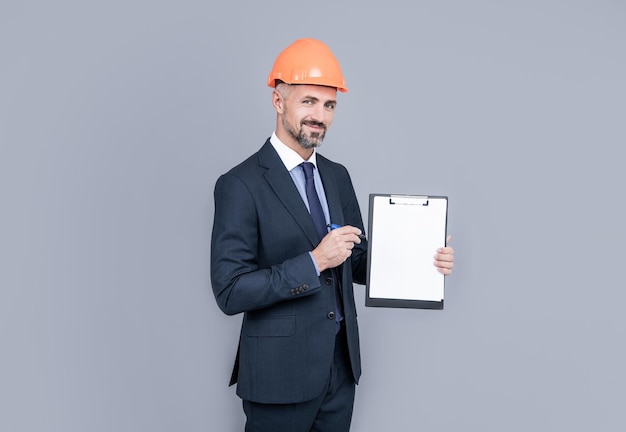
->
[267, 38, 348, 92]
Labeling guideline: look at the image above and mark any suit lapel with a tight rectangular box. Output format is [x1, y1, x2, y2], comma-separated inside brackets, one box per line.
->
[258, 141, 320, 246]
[318, 156, 348, 285]
[317, 157, 344, 228]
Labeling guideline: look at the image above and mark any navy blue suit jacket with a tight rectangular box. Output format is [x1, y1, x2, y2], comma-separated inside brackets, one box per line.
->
[211, 139, 368, 404]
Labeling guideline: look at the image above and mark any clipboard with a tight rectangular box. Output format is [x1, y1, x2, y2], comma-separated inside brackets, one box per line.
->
[365, 194, 448, 309]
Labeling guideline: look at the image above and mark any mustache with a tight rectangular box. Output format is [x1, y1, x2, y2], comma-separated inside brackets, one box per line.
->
[302, 119, 326, 130]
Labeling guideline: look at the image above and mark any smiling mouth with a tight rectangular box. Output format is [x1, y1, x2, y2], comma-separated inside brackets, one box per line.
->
[303, 121, 326, 131]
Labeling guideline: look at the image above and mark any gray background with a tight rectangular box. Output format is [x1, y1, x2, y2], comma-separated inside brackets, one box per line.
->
[2, 0, 625, 431]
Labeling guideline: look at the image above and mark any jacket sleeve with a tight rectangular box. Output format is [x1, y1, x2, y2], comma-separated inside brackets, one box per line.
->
[210, 173, 322, 316]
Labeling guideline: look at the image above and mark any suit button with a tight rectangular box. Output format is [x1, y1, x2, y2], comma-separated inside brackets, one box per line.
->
[327, 311, 335, 320]
[325, 277, 333, 285]
[302, 284, 309, 290]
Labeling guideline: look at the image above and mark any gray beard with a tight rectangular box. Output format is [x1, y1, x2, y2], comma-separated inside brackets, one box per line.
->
[283, 117, 325, 150]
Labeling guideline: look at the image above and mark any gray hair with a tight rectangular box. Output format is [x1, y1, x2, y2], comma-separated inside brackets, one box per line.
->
[275, 82, 292, 99]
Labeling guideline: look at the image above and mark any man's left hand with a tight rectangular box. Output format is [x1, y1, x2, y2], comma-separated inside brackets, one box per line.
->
[434, 235, 454, 275]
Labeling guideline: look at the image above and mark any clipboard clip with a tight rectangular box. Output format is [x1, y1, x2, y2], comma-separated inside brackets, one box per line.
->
[389, 195, 429, 206]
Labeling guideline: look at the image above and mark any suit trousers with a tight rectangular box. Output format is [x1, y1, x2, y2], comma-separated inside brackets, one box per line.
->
[243, 323, 355, 432]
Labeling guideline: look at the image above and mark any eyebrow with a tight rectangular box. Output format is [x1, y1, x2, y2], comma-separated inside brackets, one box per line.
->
[301, 95, 337, 105]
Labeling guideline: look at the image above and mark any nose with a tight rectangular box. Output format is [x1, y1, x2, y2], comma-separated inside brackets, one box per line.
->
[310, 104, 324, 122]
[311, 104, 331, 125]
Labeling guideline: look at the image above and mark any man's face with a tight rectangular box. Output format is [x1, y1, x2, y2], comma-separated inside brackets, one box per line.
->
[280, 84, 337, 151]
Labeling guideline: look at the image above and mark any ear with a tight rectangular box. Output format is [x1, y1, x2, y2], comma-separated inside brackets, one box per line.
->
[272, 89, 284, 114]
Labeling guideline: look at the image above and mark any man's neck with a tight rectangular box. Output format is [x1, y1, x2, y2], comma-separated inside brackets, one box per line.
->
[275, 130, 313, 160]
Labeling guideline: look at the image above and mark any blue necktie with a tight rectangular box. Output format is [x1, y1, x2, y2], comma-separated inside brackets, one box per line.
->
[300, 162, 344, 328]
[300, 162, 328, 242]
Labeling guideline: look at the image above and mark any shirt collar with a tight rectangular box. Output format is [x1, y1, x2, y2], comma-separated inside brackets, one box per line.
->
[270, 132, 317, 172]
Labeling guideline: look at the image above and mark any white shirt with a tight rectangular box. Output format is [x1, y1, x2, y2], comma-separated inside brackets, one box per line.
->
[269, 132, 331, 227]
[269, 132, 331, 275]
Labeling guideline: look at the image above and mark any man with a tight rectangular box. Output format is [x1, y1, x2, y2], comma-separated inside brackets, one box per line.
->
[211, 38, 454, 432]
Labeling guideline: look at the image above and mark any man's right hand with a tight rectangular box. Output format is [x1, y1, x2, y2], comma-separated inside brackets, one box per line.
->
[311, 226, 363, 272]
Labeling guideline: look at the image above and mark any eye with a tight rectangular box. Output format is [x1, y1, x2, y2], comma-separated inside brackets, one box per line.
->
[325, 102, 336, 110]
[302, 99, 313, 105]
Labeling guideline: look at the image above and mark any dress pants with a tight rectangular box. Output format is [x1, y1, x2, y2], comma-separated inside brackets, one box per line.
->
[243, 323, 355, 432]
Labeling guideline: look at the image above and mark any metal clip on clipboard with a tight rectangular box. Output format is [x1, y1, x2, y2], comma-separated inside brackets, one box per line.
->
[389, 195, 429, 206]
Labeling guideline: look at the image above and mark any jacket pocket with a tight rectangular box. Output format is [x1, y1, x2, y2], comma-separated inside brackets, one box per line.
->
[245, 315, 296, 337]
